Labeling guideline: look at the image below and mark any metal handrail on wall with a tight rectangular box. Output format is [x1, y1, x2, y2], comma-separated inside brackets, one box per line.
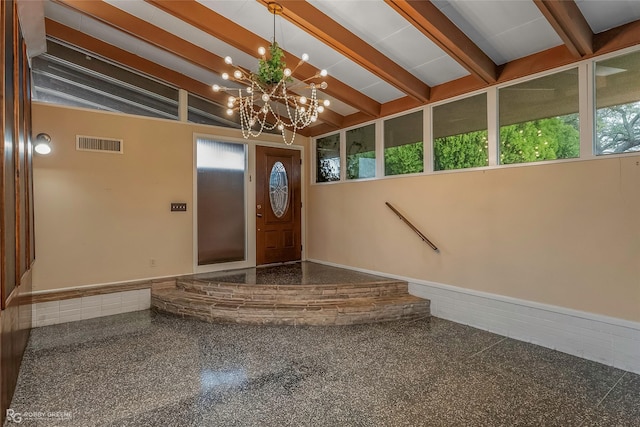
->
[385, 202, 439, 252]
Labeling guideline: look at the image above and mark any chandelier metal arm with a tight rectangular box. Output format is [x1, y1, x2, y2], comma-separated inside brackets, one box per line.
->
[212, 2, 329, 145]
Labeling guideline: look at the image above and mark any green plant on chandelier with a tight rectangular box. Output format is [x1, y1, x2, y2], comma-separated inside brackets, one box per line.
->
[257, 42, 292, 87]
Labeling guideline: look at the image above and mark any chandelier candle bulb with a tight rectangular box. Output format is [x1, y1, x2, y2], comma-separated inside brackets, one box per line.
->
[211, 2, 328, 144]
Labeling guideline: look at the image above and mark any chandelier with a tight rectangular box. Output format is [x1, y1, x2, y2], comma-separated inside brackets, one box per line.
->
[212, 2, 329, 145]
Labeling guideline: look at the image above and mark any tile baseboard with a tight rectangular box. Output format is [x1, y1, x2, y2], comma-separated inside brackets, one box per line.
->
[308, 259, 640, 374]
[29, 276, 177, 304]
[32, 289, 152, 328]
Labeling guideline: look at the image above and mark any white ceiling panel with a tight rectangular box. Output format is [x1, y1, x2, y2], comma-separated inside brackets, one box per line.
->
[409, 57, 470, 87]
[308, 0, 408, 42]
[45, 2, 233, 89]
[196, 0, 255, 23]
[326, 58, 405, 102]
[196, 0, 404, 103]
[314, 91, 359, 117]
[488, 17, 563, 64]
[434, 0, 562, 65]
[375, 26, 469, 85]
[37, 0, 640, 133]
[50, 1, 360, 118]
[309, 1, 468, 86]
[357, 80, 408, 104]
[576, 0, 640, 33]
[103, 0, 260, 74]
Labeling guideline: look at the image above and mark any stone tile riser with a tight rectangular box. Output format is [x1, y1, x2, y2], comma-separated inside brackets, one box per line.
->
[155, 277, 429, 326]
[176, 281, 409, 304]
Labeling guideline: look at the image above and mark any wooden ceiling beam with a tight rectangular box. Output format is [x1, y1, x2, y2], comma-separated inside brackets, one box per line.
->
[384, 0, 497, 84]
[45, 19, 241, 126]
[534, 0, 593, 57]
[51, 0, 344, 128]
[594, 18, 640, 55]
[47, 21, 322, 137]
[53, 0, 231, 72]
[258, 0, 431, 102]
[45, 1, 640, 141]
[145, 0, 379, 118]
[304, 123, 338, 137]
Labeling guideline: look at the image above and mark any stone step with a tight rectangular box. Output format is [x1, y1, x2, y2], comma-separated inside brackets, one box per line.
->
[152, 287, 430, 326]
[176, 279, 410, 303]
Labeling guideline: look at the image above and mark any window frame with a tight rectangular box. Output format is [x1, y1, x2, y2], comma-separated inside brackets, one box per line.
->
[309, 46, 640, 186]
[314, 132, 342, 184]
[592, 48, 640, 156]
[431, 92, 490, 172]
[345, 123, 377, 181]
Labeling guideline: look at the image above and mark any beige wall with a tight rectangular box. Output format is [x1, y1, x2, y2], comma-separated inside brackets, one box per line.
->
[31, 103, 640, 323]
[307, 156, 640, 322]
[31, 103, 296, 291]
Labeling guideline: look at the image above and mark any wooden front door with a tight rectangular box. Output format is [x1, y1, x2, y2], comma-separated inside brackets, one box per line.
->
[256, 145, 302, 265]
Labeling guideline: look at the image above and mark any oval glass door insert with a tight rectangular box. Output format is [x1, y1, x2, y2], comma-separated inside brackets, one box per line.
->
[269, 161, 289, 218]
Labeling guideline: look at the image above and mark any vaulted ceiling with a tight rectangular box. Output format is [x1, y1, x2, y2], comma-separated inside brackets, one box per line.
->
[37, 0, 640, 137]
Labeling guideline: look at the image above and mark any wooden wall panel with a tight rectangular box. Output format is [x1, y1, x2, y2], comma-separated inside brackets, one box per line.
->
[2, 0, 17, 309]
[17, 34, 27, 281]
[0, 0, 34, 422]
[24, 45, 34, 266]
[0, 0, 5, 300]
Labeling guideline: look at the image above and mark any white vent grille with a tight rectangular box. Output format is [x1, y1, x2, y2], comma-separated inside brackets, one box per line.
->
[76, 135, 123, 154]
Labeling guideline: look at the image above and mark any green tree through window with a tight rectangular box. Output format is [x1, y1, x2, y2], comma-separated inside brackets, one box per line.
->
[500, 115, 579, 164]
[384, 142, 424, 176]
[596, 102, 640, 154]
[434, 131, 488, 171]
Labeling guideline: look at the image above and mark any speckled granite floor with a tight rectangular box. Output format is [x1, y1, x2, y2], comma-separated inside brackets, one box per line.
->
[7, 311, 639, 426]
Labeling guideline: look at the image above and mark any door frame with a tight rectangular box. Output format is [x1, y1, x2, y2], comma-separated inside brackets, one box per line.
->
[192, 133, 305, 274]
[255, 145, 302, 266]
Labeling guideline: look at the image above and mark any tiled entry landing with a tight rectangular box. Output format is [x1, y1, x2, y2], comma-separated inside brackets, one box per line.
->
[8, 311, 640, 426]
[191, 261, 399, 285]
[153, 262, 430, 325]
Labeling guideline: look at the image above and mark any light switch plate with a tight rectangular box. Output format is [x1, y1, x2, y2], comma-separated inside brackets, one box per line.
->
[171, 203, 187, 212]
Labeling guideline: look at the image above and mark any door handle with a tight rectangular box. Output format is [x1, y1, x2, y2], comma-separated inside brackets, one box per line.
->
[256, 213, 263, 217]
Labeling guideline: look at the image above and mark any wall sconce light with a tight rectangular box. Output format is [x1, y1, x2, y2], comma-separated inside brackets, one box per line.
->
[34, 133, 52, 155]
